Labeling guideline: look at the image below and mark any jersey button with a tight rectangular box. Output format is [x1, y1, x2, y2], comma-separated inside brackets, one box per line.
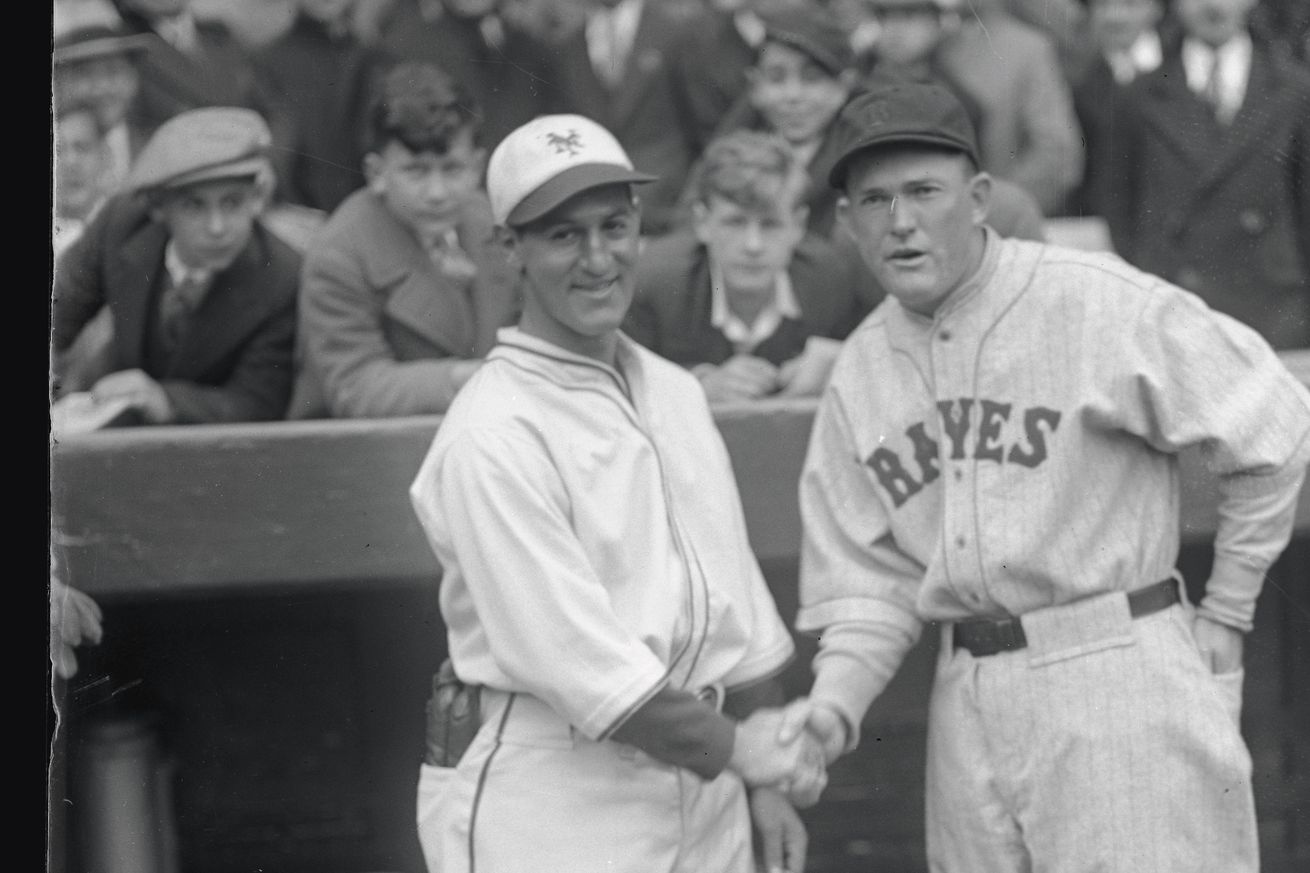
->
[938, 330, 952, 341]
[955, 536, 967, 549]
[953, 469, 963, 482]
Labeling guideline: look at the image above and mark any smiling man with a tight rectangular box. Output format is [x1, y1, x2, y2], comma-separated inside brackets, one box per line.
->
[778, 81, 1310, 872]
[409, 113, 828, 873]
[52, 106, 300, 424]
[289, 62, 521, 418]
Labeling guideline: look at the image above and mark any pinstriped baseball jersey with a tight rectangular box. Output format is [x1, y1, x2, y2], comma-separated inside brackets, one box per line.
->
[798, 231, 1310, 737]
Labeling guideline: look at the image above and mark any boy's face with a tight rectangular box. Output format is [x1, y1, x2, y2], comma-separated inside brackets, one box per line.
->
[151, 177, 267, 274]
[56, 110, 110, 219]
[693, 194, 806, 298]
[1174, 0, 1256, 47]
[503, 184, 641, 362]
[55, 54, 141, 130]
[837, 145, 989, 317]
[867, 1, 946, 66]
[365, 129, 484, 245]
[1088, 0, 1163, 55]
[749, 42, 852, 146]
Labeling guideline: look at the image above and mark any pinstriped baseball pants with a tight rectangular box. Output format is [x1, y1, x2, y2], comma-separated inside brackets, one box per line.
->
[925, 590, 1256, 873]
[417, 691, 753, 873]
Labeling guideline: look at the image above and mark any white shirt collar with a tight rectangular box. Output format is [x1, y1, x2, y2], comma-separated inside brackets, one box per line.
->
[708, 257, 801, 353]
[164, 242, 214, 297]
[586, 0, 644, 80]
[1181, 32, 1252, 123]
[1106, 29, 1162, 84]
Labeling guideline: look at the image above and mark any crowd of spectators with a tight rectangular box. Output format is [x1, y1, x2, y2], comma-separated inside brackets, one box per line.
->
[50, 0, 1310, 430]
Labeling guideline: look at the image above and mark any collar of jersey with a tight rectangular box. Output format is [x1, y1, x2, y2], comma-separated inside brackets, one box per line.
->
[490, 326, 637, 397]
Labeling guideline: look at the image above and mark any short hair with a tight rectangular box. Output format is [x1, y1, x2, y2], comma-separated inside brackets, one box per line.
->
[367, 62, 481, 155]
[690, 130, 809, 214]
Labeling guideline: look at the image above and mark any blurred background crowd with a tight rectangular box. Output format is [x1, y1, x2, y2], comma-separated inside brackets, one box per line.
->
[50, 0, 1310, 431]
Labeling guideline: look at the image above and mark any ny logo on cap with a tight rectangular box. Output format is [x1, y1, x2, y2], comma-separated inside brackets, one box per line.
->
[546, 130, 583, 156]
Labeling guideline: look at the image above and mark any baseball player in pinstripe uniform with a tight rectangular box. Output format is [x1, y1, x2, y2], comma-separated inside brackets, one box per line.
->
[778, 81, 1310, 872]
[409, 114, 826, 873]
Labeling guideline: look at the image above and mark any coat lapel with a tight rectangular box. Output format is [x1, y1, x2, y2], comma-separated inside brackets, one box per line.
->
[1191, 48, 1284, 194]
[109, 220, 169, 369]
[168, 226, 283, 378]
[1137, 54, 1224, 170]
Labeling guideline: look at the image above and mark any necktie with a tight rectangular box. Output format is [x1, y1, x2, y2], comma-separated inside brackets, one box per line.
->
[427, 232, 478, 286]
[159, 271, 208, 352]
[1203, 49, 1224, 122]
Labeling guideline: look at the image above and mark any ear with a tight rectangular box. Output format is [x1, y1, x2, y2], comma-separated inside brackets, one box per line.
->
[495, 225, 523, 270]
[835, 195, 854, 242]
[690, 201, 711, 245]
[363, 152, 385, 194]
[967, 171, 993, 226]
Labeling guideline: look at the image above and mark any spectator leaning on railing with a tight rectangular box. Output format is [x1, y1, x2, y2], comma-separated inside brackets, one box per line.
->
[288, 62, 521, 419]
[52, 106, 301, 425]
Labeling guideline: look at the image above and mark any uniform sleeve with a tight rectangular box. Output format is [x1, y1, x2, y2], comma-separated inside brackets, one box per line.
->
[1123, 286, 1310, 631]
[416, 427, 672, 740]
[796, 381, 926, 752]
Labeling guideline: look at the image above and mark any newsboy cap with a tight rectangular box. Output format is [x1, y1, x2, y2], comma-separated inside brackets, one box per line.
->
[53, 22, 153, 66]
[759, 5, 854, 77]
[828, 81, 980, 189]
[125, 107, 274, 194]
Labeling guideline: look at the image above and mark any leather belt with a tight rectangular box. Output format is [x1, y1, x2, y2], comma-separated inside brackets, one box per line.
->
[952, 578, 1180, 657]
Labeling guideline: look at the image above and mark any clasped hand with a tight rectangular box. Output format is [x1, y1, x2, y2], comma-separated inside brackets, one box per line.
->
[730, 707, 829, 808]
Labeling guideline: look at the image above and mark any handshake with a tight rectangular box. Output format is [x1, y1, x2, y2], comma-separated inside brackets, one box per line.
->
[728, 697, 848, 808]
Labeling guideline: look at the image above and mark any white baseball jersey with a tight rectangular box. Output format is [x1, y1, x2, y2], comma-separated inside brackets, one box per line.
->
[798, 230, 1310, 742]
[410, 326, 795, 740]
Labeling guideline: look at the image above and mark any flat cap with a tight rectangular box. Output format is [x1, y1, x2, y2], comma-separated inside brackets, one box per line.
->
[759, 5, 854, 77]
[828, 81, 980, 189]
[125, 107, 274, 194]
[53, 23, 153, 66]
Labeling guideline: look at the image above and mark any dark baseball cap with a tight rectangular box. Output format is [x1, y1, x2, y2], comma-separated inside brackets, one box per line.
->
[827, 81, 980, 190]
[759, 6, 854, 77]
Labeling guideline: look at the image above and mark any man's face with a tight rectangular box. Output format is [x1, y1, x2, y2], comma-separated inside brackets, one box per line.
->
[151, 177, 266, 273]
[1174, 0, 1256, 47]
[365, 130, 483, 244]
[506, 184, 641, 361]
[749, 42, 851, 146]
[837, 146, 988, 316]
[1088, 0, 1163, 55]
[55, 109, 110, 219]
[867, 1, 946, 66]
[693, 194, 806, 298]
[55, 54, 140, 130]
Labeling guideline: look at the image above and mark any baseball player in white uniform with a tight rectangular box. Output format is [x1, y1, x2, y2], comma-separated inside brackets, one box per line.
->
[409, 114, 825, 873]
[777, 81, 1310, 872]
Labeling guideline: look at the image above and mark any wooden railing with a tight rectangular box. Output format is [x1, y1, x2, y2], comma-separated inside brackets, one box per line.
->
[50, 349, 1310, 595]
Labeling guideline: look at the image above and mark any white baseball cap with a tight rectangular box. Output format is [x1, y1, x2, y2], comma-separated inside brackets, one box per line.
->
[487, 114, 657, 228]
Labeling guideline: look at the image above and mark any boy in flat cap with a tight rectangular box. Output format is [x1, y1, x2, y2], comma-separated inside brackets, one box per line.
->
[288, 62, 520, 419]
[52, 106, 301, 424]
[777, 80, 1310, 872]
[409, 112, 825, 873]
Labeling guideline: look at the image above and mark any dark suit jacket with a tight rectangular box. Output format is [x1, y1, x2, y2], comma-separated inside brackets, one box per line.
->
[1100, 40, 1310, 349]
[623, 230, 861, 366]
[289, 189, 521, 419]
[551, 5, 698, 235]
[374, 3, 561, 152]
[52, 193, 301, 423]
[252, 13, 392, 212]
